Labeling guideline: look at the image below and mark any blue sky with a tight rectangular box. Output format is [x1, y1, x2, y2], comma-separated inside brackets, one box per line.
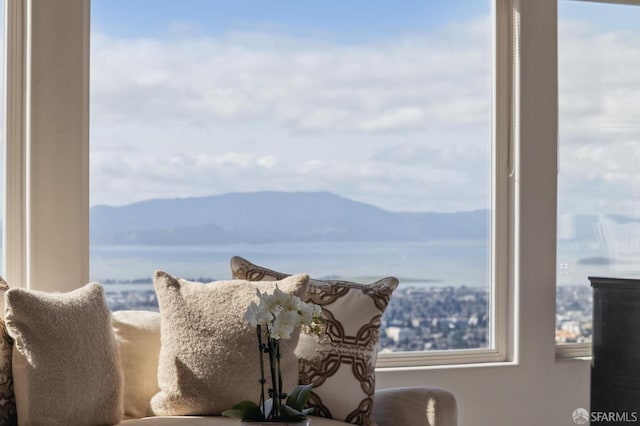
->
[91, 0, 489, 42]
[559, 1, 640, 32]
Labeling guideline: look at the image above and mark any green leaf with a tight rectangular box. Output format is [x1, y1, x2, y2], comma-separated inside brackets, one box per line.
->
[281, 405, 307, 422]
[221, 409, 245, 419]
[232, 401, 261, 412]
[286, 383, 314, 411]
[221, 401, 264, 421]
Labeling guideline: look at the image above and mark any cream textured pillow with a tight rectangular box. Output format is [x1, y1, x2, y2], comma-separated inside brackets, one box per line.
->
[230, 256, 399, 426]
[5, 283, 123, 426]
[112, 310, 161, 419]
[0, 277, 17, 426]
[150, 270, 310, 416]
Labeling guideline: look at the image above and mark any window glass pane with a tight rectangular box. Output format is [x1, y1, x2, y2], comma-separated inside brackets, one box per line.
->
[0, 1, 5, 275]
[557, 1, 640, 344]
[90, 0, 493, 352]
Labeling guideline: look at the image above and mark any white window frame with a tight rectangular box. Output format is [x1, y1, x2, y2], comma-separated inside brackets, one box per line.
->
[4, 0, 27, 287]
[3, 0, 90, 291]
[378, 0, 517, 367]
[4, 0, 520, 368]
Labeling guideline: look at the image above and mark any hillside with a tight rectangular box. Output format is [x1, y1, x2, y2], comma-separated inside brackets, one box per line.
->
[90, 191, 489, 245]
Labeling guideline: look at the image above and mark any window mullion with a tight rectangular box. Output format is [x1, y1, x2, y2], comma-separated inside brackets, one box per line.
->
[24, 0, 90, 291]
[3, 0, 27, 287]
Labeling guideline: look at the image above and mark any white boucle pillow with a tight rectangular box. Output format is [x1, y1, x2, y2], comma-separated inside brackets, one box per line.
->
[5, 283, 123, 426]
[112, 310, 161, 419]
[150, 270, 309, 416]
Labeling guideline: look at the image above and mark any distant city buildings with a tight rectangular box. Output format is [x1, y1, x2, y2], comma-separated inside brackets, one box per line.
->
[379, 286, 489, 351]
[555, 285, 592, 343]
[104, 282, 592, 350]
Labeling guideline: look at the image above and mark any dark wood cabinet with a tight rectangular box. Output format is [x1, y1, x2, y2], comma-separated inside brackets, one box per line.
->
[590, 276, 640, 421]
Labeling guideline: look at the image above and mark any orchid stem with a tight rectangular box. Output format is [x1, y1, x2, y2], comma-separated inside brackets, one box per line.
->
[257, 325, 266, 420]
[268, 337, 280, 420]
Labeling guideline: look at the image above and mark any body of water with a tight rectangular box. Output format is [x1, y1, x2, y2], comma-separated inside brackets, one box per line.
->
[91, 240, 490, 288]
[0, 239, 624, 290]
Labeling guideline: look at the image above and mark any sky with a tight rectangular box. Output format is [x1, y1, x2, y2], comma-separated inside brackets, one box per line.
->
[557, 2, 640, 218]
[91, 0, 489, 41]
[88, 0, 640, 215]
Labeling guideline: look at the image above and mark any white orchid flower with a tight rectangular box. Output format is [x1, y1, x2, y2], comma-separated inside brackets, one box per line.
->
[245, 300, 270, 326]
[244, 301, 260, 327]
[244, 286, 324, 339]
[273, 285, 289, 306]
[281, 294, 301, 314]
[237, 284, 325, 422]
[297, 302, 314, 326]
[259, 292, 280, 315]
[269, 310, 297, 340]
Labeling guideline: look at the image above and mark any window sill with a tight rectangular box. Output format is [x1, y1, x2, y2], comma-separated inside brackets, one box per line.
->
[376, 348, 509, 369]
[555, 342, 591, 360]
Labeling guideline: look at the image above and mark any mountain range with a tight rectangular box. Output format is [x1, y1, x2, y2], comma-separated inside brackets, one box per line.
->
[90, 191, 490, 245]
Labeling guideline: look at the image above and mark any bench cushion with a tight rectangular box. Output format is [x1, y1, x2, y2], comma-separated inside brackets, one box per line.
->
[121, 415, 349, 425]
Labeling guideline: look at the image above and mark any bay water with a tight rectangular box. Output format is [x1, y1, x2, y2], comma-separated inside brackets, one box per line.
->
[92, 240, 490, 290]
[91, 239, 623, 292]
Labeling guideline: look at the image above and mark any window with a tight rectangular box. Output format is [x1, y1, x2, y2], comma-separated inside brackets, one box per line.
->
[7, 3, 593, 423]
[90, 0, 510, 363]
[556, 0, 640, 348]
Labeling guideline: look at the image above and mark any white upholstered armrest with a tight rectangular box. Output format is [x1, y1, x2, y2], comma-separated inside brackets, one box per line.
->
[372, 386, 458, 426]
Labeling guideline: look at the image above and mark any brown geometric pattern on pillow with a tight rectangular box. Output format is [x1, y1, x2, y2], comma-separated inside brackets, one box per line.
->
[230, 256, 398, 426]
[310, 282, 392, 347]
[232, 258, 288, 282]
[300, 351, 375, 419]
[0, 276, 17, 426]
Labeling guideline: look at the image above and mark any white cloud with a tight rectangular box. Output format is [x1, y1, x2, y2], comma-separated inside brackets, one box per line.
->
[90, 18, 494, 211]
[90, 20, 491, 134]
[89, 13, 640, 215]
[558, 16, 640, 216]
[357, 108, 425, 132]
[256, 155, 277, 169]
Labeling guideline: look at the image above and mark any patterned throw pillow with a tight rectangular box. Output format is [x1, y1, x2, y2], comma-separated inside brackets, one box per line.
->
[230, 256, 399, 426]
[0, 276, 17, 426]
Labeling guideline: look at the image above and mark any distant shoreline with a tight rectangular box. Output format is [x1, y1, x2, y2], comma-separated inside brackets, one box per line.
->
[97, 277, 495, 289]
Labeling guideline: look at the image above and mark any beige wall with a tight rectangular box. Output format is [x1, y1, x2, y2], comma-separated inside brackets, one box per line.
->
[377, 360, 589, 426]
